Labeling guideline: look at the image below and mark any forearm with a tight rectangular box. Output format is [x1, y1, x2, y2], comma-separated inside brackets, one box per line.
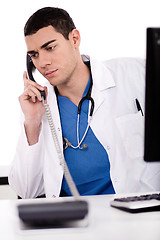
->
[24, 119, 41, 145]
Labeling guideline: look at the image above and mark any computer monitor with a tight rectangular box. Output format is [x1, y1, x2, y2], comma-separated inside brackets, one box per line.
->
[144, 27, 160, 162]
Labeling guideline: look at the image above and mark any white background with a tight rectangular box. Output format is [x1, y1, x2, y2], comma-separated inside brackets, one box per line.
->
[0, 0, 160, 171]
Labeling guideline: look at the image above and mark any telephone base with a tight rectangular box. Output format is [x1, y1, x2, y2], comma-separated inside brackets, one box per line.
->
[18, 200, 88, 228]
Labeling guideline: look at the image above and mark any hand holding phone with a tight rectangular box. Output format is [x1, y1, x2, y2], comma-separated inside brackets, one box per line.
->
[18, 72, 47, 145]
[18, 55, 47, 145]
[23, 71, 46, 103]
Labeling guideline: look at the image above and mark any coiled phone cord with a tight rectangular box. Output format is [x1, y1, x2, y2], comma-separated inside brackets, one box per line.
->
[43, 100, 80, 199]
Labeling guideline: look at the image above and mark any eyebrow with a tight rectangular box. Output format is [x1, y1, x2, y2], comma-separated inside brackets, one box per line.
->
[27, 39, 56, 55]
[40, 39, 56, 49]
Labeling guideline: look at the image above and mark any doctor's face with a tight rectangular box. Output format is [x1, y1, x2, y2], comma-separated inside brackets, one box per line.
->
[25, 25, 80, 87]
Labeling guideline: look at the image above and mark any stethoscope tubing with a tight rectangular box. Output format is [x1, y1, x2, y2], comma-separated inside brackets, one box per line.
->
[63, 74, 94, 150]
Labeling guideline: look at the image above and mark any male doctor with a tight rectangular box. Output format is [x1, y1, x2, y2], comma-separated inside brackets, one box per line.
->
[9, 7, 160, 198]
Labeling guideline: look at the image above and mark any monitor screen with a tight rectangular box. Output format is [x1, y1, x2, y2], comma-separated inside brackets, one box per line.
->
[144, 27, 160, 162]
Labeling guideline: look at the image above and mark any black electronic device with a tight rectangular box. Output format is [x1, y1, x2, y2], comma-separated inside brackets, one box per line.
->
[18, 200, 88, 226]
[110, 193, 160, 213]
[144, 27, 160, 162]
[26, 54, 46, 100]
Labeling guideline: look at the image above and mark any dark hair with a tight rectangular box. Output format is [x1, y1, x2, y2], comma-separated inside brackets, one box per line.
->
[24, 7, 76, 39]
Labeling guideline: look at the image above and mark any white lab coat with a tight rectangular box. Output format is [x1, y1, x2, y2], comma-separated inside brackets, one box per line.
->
[9, 55, 160, 198]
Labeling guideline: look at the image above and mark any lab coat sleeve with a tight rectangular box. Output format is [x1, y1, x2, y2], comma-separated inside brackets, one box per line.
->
[8, 118, 45, 199]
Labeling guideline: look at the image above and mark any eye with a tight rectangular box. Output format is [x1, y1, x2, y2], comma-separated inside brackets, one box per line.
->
[30, 53, 39, 59]
[46, 45, 55, 51]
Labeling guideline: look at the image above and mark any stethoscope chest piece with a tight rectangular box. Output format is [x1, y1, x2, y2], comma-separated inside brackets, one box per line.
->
[63, 137, 88, 150]
[63, 137, 72, 150]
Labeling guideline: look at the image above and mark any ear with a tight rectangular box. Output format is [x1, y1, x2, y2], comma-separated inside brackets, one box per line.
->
[70, 29, 81, 48]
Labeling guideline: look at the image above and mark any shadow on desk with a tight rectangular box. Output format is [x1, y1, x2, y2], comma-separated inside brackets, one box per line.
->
[18, 194, 46, 199]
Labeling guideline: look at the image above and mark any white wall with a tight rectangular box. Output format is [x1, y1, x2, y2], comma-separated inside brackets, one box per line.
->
[0, 0, 160, 173]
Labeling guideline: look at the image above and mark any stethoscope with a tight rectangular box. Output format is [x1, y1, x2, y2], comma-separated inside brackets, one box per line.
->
[63, 76, 95, 150]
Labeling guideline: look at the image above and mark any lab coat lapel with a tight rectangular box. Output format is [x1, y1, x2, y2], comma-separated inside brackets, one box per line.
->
[90, 56, 116, 114]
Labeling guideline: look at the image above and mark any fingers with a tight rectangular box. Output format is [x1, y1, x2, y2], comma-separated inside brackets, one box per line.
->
[24, 86, 42, 102]
[23, 71, 44, 90]
[23, 71, 47, 102]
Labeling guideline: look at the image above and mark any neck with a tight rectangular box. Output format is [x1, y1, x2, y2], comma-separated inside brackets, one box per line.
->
[57, 58, 90, 106]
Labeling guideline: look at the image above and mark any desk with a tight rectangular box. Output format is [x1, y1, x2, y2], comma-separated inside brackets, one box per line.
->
[0, 194, 160, 240]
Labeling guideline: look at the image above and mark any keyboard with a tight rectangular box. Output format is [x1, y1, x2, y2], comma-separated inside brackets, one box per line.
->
[110, 193, 160, 213]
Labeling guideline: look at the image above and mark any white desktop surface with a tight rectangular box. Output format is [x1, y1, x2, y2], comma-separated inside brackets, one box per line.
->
[0, 194, 160, 240]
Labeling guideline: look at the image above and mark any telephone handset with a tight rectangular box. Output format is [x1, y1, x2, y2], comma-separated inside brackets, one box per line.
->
[26, 54, 81, 199]
[26, 54, 46, 100]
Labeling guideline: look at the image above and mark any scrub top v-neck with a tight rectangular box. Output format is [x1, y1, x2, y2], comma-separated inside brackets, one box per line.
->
[58, 75, 115, 196]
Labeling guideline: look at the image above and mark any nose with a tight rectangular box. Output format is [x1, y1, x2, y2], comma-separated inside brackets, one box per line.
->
[38, 52, 51, 68]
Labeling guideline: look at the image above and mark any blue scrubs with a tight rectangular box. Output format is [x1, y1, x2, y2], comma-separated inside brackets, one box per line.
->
[58, 76, 115, 196]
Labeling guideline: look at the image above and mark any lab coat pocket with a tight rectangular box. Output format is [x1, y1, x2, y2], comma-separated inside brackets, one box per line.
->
[115, 111, 144, 159]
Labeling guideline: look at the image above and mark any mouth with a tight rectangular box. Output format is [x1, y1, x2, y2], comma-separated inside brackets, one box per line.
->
[45, 69, 58, 78]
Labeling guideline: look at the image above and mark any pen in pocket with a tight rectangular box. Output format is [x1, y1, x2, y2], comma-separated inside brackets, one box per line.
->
[135, 99, 144, 116]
